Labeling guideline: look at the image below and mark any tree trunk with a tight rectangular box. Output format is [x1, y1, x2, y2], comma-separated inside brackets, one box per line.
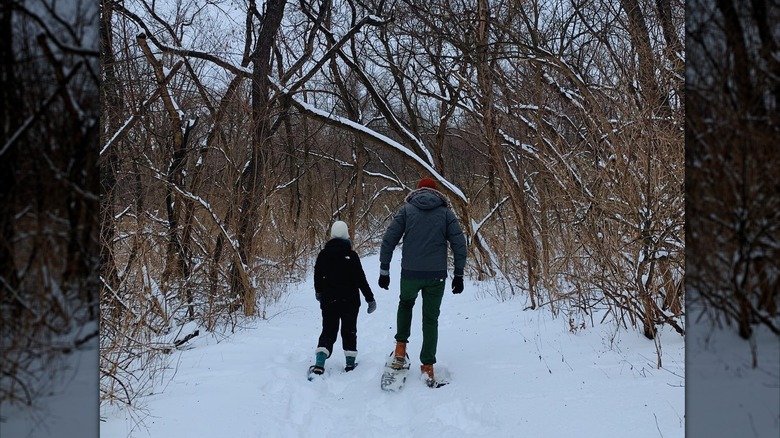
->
[0, 1, 20, 293]
[619, 0, 670, 115]
[233, 0, 287, 316]
[474, 0, 537, 296]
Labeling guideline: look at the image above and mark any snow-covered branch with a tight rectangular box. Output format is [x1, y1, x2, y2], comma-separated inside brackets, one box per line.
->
[275, 83, 467, 203]
[100, 60, 184, 158]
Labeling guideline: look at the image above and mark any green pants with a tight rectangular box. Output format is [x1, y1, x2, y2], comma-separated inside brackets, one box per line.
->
[395, 277, 445, 365]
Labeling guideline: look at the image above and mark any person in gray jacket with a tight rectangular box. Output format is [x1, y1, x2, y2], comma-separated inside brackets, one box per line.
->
[378, 177, 467, 386]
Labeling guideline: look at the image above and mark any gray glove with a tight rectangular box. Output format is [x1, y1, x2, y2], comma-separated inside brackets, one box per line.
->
[367, 300, 377, 314]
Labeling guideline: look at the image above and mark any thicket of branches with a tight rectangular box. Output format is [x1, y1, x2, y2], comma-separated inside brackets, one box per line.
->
[0, 0, 100, 408]
[100, 0, 684, 406]
[687, 0, 779, 348]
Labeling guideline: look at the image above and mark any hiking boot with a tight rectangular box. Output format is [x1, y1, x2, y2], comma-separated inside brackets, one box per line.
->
[391, 341, 408, 369]
[314, 347, 329, 368]
[421, 364, 448, 388]
[345, 350, 357, 372]
[420, 364, 435, 383]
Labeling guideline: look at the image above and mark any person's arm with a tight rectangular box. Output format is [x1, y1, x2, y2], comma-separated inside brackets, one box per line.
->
[379, 206, 407, 274]
[354, 253, 376, 313]
[446, 209, 467, 276]
[354, 252, 374, 302]
[313, 251, 325, 299]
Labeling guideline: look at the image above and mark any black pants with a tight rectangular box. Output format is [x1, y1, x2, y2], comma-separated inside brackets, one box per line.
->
[317, 302, 359, 354]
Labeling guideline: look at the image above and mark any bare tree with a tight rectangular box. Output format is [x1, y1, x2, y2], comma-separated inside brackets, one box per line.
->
[100, 0, 687, 409]
[1, 0, 99, 412]
[687, 0, 779, 353]
[361, 0, 685, 345]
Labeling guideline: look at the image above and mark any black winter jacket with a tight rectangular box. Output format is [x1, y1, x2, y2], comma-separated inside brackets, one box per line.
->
[314, 238, 374, 308]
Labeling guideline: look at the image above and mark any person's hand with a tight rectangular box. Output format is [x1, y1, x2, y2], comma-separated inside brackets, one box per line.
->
[367, 300, 377, 314]
[315, 292, 321, 301]
[452, 275, 464, 294]
[378, 274, 390, 290]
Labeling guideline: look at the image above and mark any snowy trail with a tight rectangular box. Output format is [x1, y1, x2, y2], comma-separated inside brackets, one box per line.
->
[101, 251, 686, 438]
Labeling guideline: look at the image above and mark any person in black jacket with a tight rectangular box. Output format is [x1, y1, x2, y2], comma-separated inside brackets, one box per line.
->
[309, 221, 376, 376]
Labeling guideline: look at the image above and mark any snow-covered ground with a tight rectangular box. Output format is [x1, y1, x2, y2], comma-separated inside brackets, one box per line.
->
[0, 335, 99, 438]
[686, 304, 780, 438]
[3, 250, 778, 437]
[98, 251, 687, 438]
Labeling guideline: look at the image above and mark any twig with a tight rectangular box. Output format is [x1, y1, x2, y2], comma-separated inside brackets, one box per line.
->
[653, 412, 663, 437]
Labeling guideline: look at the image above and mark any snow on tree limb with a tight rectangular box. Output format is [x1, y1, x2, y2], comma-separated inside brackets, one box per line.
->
[300, 10, 437, 168]
[114, 3, 252, 78]
[100, 61, 184, 158]
[273, 79, 467, 203]
[144, 159, 249, 290]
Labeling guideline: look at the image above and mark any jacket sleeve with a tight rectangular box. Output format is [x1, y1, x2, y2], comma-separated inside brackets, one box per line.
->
[313, 250, 325, 295]
[379, 205, 407, 272]
[445, 208, 468, 276]
[353, 251, 374, 302]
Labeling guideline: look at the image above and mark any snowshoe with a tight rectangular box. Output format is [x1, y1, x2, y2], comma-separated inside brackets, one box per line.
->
[421, 364, 449, 388]
[380, 351, 411, 391]
[307, 365, 325, 381]
[424, 376, 449, 388]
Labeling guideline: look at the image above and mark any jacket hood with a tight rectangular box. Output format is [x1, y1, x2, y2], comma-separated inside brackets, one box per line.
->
[405, 188, 449, 210]
[326, 237, 352, 249]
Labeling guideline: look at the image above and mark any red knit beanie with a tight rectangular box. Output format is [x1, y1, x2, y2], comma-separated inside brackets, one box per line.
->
[417, 178, 437, 189]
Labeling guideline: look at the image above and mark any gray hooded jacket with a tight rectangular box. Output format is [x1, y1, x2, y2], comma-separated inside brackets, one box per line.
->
[379, 188, 467, 279]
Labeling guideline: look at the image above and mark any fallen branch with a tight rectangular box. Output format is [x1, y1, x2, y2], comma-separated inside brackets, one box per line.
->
[173, 330, 200, 348]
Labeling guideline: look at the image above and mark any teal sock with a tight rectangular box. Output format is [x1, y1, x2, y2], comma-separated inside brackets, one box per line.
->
[346, 355, 356, 367]
[315, 351, 327, 368]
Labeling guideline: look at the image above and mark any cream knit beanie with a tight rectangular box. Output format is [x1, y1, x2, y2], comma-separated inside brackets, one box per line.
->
[330, 221, 349, 240]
